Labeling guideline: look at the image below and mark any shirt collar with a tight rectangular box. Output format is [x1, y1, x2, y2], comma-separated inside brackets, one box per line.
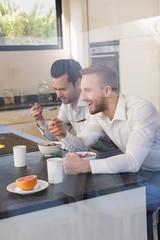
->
[97, 94, 127, 121]
[113, 94, 127, 120]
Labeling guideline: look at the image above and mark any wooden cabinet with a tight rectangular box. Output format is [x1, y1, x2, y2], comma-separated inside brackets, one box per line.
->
[88, 0, 159, 30]
[120, 36, 160, 111]
[0, 106, 60, 138]
[87, 0, 160, 111]
[1, 187, 147, 240]
[88, 0, 159, 42]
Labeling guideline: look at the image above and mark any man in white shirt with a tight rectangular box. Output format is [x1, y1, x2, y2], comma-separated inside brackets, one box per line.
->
[48, 64, 160, 174]
[30, 59, 90, 141]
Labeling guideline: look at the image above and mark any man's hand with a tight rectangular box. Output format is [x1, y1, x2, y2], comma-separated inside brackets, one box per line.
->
[62, 152, 91, 175]
[48, 118, 67, 139]
[30, 103, 45, 126]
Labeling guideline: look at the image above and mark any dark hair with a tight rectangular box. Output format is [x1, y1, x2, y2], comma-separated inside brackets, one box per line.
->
[81, 64, 119, 91]
[50, 59, 82, 85]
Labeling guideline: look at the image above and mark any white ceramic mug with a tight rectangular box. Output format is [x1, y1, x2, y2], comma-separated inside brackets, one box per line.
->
[47, 158, 63, 184]
[13, 145, 27, 167]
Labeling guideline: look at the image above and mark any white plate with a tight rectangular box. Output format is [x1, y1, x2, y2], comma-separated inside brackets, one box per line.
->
[44, 154, 57, 157]
[76, 151, 97, 160]
[6, 180, 49, 195]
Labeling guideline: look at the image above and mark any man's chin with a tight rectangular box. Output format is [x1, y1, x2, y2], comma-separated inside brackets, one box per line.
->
[61, 100, 69, 104]
[89, 107, 98, 115]
[89, 108, 95, 114]
[59, 98, 65, 103]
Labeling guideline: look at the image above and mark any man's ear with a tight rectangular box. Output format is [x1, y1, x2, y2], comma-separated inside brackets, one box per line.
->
[104, 85, 112, 97]
[75, 78, 81, 89]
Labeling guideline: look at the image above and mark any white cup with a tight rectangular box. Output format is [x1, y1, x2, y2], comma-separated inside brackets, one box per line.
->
[13, 145, 27, 167]
[47, 158, 63, 184]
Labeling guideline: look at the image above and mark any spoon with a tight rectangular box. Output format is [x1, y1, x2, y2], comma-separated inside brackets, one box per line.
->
[62, 119, 86, 124]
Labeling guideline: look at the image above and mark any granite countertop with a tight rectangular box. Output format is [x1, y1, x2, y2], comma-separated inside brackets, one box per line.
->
[1, 125, 160, 221]
[0, 151, 147, 220]
[0, 93, 61, 111]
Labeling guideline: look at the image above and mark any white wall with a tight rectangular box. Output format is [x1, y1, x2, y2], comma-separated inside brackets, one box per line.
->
[0, 0, 90, 98]
[69, 0, 89, 68]
[88, 0, 159, 31]
[120, 18, 160, 110]
[0, 0, 160, 111]
[0, 0, 71, 97]
[87, 0, 160, 111]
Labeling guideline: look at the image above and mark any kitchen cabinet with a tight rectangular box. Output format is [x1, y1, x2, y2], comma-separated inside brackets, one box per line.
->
[1, 187, 147, 240]
[88, 0, 159, 43]
[120, 35, 160, 111]
[0, 106, 60, 138]
[87, 0, 160, 111]
[88, 0, 159, 31]
[119, 16, 160, 111]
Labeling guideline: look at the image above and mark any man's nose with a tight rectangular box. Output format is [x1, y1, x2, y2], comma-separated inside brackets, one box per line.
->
[56, 90, 63, 98]
[82, 91, 87, 101]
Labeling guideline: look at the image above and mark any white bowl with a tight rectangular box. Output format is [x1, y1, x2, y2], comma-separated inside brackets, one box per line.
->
[76, 151, 97, 160]
[38, 141, 61, 156]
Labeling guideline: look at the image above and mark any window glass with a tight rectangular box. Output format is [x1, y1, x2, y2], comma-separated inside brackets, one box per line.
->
[0, 0, 62, 50]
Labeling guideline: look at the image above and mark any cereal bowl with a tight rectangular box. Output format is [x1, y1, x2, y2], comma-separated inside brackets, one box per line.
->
[38, 141, 61, 156]
[76, 151, 97, 160]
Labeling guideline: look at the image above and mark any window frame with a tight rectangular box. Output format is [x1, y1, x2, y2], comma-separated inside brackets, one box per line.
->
[0, 0, 63, 51]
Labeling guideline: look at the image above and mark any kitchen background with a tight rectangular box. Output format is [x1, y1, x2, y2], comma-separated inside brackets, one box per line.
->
[0, 1, 159, 238]
[0, 0, 159, 110]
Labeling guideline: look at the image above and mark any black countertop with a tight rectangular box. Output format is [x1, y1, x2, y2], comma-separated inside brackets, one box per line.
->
[0, 93, 61, 111]
[0, 150, 148, 220]
[1, 126, 160, 222]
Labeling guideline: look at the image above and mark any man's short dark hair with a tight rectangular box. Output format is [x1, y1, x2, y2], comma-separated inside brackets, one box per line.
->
[81, 64, 119, 92]
[50, 59, 82, 85]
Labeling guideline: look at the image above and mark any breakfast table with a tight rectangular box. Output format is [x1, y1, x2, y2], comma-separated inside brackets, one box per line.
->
[0, 125, 152, 240]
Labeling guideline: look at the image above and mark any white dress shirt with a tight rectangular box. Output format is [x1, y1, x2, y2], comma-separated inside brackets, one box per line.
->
[61, 94, 160, 173]
[39, 95, 90, 140]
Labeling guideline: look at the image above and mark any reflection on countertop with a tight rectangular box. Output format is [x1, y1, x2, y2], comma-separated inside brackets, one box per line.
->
[0, 93, 61, 111]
